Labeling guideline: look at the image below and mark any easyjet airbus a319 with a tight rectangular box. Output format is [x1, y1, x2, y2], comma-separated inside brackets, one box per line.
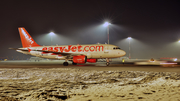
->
[10, 27, 126, 66]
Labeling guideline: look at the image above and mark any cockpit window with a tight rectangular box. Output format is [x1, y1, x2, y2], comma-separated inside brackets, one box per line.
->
[113, 47, 121, 50]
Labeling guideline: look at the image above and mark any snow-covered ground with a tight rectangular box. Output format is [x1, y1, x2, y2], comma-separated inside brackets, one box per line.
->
[0, 68, 180, 101]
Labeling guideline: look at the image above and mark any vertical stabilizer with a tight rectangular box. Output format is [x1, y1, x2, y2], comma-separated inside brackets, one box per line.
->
[18, 27, 40, 48]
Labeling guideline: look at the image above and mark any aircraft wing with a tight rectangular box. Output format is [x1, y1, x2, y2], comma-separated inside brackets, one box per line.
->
[38, 50, 82, 56]
[9, 48, 82, 56]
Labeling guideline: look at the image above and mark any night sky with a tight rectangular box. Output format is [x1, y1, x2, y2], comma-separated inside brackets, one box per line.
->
[1, 0, 180, 59]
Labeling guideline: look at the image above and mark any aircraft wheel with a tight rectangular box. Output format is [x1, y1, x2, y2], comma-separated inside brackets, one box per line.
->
[63, 62, 69, 66]
[72, 62, 77, 65]
[106, 62, 110, 66]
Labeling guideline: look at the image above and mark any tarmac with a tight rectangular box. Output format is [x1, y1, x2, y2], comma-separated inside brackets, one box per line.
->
[0, 60, 180, 73]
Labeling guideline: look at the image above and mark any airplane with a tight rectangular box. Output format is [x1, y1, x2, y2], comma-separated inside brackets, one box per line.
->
[10, 27, 126, 66]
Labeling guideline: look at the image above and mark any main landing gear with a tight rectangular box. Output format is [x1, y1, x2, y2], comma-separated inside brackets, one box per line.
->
[63, 62, 68, 66]
[106, 58, 110, 66]
[63, 59, 69, 66]
[63, 60, 77, 66]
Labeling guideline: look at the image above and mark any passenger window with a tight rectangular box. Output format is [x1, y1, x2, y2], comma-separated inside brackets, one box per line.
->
[117, 47, 121, 49]
[113, 47, 120, 49]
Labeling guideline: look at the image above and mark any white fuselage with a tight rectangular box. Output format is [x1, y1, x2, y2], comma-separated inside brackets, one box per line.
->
[17, 44, 126, 60]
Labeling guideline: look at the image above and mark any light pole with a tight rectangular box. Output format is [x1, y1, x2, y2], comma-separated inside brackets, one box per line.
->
[178, 40, 180, 60]
[103, 22, 111, 44]
[49, 32, 55, 45]
[127, 37, 132, 59]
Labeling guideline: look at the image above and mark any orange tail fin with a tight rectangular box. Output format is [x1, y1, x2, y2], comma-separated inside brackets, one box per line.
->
[18, 27, 40, 48]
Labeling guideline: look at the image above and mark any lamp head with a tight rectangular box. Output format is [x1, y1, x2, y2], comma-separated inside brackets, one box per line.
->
[127, 37, 132, 40]
[103, 22, 111, 27]
[49, 32, 55, 36]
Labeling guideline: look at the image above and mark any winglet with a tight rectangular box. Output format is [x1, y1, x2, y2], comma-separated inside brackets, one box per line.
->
[18, 27, 40, 48]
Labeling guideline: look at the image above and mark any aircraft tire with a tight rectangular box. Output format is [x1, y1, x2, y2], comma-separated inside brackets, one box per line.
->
[63, 62, 69, 66]
[106, 62, 110, 66]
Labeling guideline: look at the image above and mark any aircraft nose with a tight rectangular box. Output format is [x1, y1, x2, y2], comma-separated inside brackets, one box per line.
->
[120, 50, 126, 56]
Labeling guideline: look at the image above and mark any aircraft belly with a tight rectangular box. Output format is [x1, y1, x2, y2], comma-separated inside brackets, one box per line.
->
[40, 54, 60, 59]
[91, 52, 103, 58]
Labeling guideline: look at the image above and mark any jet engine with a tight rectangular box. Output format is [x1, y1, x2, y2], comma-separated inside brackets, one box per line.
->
[73, 55, 87, 63]
[87, 59, 97, 63]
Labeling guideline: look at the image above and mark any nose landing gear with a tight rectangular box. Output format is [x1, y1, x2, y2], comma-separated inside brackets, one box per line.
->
[106, 58, 110, 66]
[106, 62, 110, 66]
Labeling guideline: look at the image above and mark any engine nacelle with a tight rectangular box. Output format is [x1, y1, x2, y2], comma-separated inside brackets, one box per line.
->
[87, 59, 97, 63]
[73, 55, 87, 64]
